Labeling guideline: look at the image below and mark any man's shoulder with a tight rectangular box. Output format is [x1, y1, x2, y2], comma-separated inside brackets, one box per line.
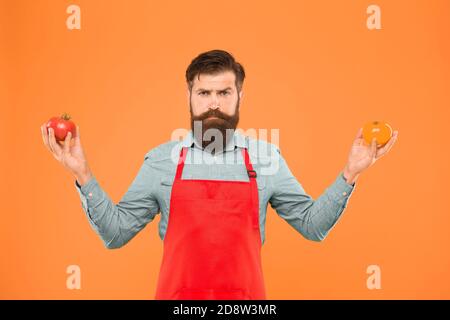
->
[144, 140, 181, 162]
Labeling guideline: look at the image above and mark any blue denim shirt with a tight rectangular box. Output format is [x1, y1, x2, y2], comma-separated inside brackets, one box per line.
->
[75, 130, 355, 249]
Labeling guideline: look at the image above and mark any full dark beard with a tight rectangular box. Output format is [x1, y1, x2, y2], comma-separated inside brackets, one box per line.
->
[190, 98, 240, 152]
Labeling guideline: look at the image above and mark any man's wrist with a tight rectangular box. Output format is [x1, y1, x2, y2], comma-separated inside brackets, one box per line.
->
[343, 166, 359, 185]
[75, 170, 93, 187]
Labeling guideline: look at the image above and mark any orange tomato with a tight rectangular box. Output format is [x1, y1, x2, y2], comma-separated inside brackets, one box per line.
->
[362, 121, 393, 147]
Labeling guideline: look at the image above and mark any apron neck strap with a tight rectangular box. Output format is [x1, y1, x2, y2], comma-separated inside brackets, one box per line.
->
[175, 147, 188, 180]
[242, 148, 257, 179]
[175, 147, 257, 180]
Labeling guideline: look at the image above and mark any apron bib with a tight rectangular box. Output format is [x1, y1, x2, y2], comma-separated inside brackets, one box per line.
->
[154, 147, 266, 300]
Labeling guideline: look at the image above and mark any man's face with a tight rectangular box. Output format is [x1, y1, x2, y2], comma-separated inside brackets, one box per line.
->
[188, 70, 243, 149]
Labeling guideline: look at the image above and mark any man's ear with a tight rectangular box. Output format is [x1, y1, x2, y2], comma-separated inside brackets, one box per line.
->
[186, 88, 191, 106]
[239, 90, 244, 104]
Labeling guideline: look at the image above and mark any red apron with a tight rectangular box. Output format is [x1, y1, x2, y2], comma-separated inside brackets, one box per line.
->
[154, 146, 266, 300]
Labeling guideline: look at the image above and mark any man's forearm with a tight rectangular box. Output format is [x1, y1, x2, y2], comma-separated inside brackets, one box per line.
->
[73, 161, 159, 250]
[74, 176, 127, 249]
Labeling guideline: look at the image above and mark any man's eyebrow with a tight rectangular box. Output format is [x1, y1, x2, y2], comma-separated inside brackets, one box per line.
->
[196, 87, 233, 93]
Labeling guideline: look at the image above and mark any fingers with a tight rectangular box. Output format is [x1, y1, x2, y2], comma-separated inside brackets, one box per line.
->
[40, 125, 51, 151]
[353, 128, 364, 146]
[376, 130, 399, 159]
[41, 125, 57, 155]
[370, 138, 377, 158]
[47, 127, 63, 157]
[63, 131, 72, 156]
[74, 125, 81, 146]
[355, 127, 363, 139]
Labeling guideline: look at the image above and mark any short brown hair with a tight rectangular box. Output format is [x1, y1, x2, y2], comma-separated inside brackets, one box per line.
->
[186, 49, 245, 92]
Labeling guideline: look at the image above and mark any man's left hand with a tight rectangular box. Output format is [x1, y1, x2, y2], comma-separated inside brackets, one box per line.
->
[343, 127, 399, 184]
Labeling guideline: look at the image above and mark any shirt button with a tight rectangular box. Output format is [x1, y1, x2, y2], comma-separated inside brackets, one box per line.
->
[342, 191, 347, 196]
[88, 192, 93, 198]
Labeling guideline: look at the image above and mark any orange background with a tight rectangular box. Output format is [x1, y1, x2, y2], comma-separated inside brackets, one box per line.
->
[1, 0, 449, 299]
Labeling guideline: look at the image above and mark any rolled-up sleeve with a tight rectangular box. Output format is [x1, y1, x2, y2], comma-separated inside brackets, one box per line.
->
[268, 153, 355, 242]
[74, 160, 160, 249]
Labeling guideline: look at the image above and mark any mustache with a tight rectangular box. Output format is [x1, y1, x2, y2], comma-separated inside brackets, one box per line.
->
[191, 108, 235, 122]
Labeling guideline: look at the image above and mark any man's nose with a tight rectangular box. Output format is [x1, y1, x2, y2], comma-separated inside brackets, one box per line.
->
[210, 93, 219, 109]
[209, 94, 220, 109]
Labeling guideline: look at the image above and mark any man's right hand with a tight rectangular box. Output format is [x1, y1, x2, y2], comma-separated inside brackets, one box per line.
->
[40, 124, 93, 186]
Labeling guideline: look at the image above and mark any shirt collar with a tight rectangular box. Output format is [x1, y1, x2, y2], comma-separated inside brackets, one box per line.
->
[182, 129, 247, 153]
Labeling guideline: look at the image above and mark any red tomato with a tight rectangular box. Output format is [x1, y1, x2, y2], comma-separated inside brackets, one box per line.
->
[46, 113, 77, 142]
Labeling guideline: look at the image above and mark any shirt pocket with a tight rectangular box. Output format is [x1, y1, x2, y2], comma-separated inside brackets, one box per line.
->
[160, 177, 174, 186]
[159, 177, 174, 213]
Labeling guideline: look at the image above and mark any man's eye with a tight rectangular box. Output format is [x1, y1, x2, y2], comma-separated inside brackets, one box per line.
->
[199, 92, 208, 96]
[220, 91, 230, 96]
